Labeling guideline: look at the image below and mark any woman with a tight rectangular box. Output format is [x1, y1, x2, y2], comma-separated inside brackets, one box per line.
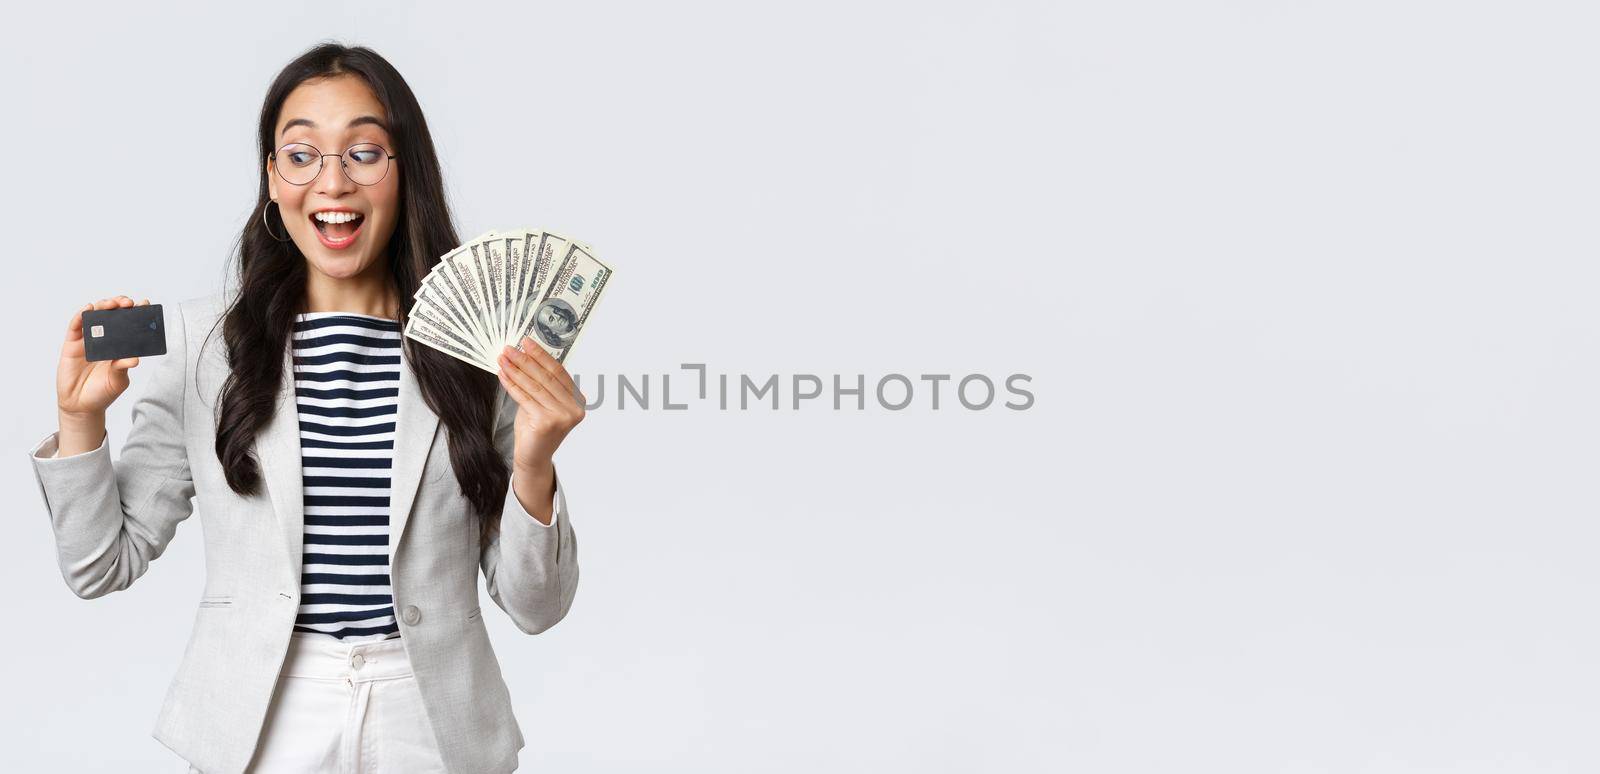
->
[29, 43, 584, 773]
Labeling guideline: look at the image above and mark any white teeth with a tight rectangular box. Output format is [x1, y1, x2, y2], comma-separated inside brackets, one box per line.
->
[313, 211, 361, 224]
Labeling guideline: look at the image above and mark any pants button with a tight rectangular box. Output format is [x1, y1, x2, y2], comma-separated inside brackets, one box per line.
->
[351, 653, 365, 670]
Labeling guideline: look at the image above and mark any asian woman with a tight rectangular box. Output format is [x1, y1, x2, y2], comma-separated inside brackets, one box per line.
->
[30, 42, 583, 773]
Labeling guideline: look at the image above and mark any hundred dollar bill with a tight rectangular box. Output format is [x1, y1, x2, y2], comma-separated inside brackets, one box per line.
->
[514, 241, 613, 363]
[404, 314, 498, 373]
[506, 229, 574, 348]
[413, 280, 484, 355]
[481, 232, 524, 346]
[438, 244, 496, 353]
[497, 233, 523, 346]
[473, 234, 506, 345]
[408, 298, 483, 361]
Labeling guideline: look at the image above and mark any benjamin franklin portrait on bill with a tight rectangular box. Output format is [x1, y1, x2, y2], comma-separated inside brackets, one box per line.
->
[534, 298, 579, 349]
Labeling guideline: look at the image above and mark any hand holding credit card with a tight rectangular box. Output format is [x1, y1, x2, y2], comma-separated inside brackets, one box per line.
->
[55, 296, 161, 436]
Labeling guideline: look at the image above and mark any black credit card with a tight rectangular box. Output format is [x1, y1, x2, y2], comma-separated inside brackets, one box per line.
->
[82, 304, 167, 362]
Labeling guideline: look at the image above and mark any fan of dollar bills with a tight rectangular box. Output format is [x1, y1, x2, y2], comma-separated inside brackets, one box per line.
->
[405, 229, 614, 372]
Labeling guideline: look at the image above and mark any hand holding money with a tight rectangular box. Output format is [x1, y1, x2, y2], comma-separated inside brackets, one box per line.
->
[404, 227, 610, 519]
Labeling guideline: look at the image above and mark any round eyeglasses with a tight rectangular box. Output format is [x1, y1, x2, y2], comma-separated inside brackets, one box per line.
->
[270, 142, 396, 186]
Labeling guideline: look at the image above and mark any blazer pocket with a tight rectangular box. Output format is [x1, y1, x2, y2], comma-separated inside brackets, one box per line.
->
[466, 606, 482, 621]
[199, 594, 233, 609]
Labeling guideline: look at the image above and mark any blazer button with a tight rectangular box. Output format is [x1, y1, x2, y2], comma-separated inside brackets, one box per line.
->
[402, 605, 421, 625]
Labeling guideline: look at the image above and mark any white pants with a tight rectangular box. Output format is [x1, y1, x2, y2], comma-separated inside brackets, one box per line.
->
[178, 632, 448, 773]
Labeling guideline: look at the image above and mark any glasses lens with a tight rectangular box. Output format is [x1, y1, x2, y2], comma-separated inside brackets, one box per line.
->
[343, 144, 390, 185]
[275, 143, 321, 185]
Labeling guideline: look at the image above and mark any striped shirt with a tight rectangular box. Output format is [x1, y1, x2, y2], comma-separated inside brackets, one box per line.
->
[290, 311, 403, 642]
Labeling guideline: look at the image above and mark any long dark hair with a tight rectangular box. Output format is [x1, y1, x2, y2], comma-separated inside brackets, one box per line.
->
[210, 42, 509, 546]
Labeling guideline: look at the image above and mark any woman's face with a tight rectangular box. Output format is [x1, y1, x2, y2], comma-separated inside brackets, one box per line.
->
[266, 74, 401, 283]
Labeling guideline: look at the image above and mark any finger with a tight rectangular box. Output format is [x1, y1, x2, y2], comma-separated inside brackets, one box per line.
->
[498, 350, 560, 411]
[92, 297, 120, 311]
[139, 298, 150, 306]
[109, 356, 140, 371]
[547, 358, 577, 395]
[504, 345, 573, 409]
[519, 337, 578, 392]
[115, 295, 134, 307]
[508, 342, 579, 405]
[498, 349, 564, 413]
[66, 302, 92, 337]
[496, 365, 543, 413]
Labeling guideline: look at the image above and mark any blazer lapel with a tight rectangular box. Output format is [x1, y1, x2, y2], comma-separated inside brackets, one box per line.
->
[257, 340, 305, 590]
[387, 343, 442, 568]
[256, 333, 442, 590]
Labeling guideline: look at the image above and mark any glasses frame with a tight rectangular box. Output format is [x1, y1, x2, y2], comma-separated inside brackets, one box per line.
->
[270, 142, 397, 187]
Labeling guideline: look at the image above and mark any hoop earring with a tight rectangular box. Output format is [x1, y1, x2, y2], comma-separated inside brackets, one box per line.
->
[261, 200, 292, 243]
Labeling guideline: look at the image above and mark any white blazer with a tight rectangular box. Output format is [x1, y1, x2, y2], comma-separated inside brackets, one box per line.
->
[26, 293, 580, 774]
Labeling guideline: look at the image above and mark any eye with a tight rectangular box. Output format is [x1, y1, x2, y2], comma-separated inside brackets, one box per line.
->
[278, 144, 318, 167]
[348, 145, 385, 165]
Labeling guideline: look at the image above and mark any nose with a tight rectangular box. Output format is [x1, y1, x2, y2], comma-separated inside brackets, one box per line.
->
[313, 154, 358, 197]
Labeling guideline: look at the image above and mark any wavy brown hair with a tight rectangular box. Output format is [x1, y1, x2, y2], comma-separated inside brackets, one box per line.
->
[208, 42, 509, 546]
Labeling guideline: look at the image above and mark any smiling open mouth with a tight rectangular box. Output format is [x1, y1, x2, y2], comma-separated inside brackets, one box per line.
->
[310, 210, 365, 248]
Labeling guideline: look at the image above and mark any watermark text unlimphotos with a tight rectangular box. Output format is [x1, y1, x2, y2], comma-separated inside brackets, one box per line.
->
[564, 364, 1035, 411]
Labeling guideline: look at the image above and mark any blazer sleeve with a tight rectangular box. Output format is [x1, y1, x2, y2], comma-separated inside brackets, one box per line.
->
[26, 302, 194, 599]
[479, 388, 580, 635]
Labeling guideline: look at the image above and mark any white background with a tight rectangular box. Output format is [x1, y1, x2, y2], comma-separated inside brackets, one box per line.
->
[2, 1, 1593, 771]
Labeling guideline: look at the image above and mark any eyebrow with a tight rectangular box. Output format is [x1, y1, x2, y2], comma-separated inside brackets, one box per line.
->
[280, 115, 389, 138]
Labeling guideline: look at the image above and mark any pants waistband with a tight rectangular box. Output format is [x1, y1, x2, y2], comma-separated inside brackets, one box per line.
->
[283, 631, 413, 682]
